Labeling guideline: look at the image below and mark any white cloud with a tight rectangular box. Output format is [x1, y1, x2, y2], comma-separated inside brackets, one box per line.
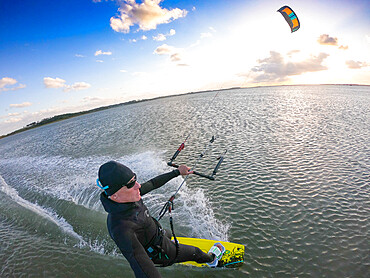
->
[0, 77, 26, 92]
[129, 35, 148, 43]
[44, 77, 66, 88]
[153, 44, 175, 55]
[249, 51, 329, 83]
[120, 69, 128, 73]
[82, 96, 104, 103]
[318, 34, 338, 46]
[43, 77, 91, 92]
[346, 60, 369, 69]
[287, 50, 300, 57]
[110, 0, 187, 33]
[0, 77, 17, 88]
[153, 29, 176, 41]
[10, 102, 32, 108]
[200, 27, 215, 39]
[153, 44, 188, 66]
[153, 33, 167, 41]
[64, 82, 91, 92]
[95, 50, 112, 56]
[318, 34, 348, 50]
[170, 53, 182, 62]
[5, 117, 22, 123]
[75, 54, 85, 57]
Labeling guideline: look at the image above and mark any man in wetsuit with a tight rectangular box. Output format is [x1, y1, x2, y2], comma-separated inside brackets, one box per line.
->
[97, 161, 221, 278]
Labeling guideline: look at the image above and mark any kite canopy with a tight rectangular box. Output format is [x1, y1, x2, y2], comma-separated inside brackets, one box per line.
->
[278, 5, 300, 33]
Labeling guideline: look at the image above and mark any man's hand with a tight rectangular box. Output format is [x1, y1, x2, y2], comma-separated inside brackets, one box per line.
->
[177, 165, 194, 175]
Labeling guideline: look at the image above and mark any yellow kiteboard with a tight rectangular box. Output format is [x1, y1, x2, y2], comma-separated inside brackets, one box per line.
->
[172, 237, 245, 268]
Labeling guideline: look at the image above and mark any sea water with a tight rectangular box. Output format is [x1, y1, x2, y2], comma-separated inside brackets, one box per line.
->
[0, 85, 369, 277]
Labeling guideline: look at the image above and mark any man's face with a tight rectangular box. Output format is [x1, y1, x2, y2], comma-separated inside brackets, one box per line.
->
[110, 175, 141, 203]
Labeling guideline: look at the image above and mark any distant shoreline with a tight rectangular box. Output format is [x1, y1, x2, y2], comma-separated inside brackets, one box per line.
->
[1, 84, 368, 139]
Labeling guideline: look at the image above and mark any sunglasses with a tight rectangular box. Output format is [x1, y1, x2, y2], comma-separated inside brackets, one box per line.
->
[125, 173, 137, 189]
[96, 173, 137, 194]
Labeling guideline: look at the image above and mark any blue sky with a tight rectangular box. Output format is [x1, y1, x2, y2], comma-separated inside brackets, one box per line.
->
[1, 0, 370, 135]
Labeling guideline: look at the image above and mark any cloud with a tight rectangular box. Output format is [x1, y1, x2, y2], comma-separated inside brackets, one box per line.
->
[249, 51, 329, 83]
[10, 102, 32, 108]
[0, 77, 17, 88]
[287, 50, 300, 57]
[318, 34, 348, 50]
[95, 50, 112, 56]
[44, 77, 66, 88]
[4, 117, 23, 123]
[153, 29, 176, 41]
[200, 27, 216, 39]
[153, 44, 189, 66]
[43, 77, 91, 92]
[129, 35, 148, 43]
[82, 96, 104, 103]
[64, 82, 91, 92]
[170, 53, 182, 62]
[318, 34, 338, 46]
[0, 77, 26, 92]
[153, 44, 188, 66]
[153, 33, 166, 41]
[153, 44, 175, 55]
[346, 60, 369, 69]
[110, 0, 187, 33]
[2, 112, 23, 123]
[8, 112, 21, 116]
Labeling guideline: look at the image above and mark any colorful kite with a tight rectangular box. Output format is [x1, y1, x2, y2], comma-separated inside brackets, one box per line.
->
[278, 6, 300, 33]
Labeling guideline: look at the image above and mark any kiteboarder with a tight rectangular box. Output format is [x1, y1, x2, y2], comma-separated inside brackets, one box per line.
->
[97, 161, 225, 278]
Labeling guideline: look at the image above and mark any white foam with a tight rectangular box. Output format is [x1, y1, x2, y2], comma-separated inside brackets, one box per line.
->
[0, 174, 86, 244]
[176, 185, 230, 241]
[75, 238, 120, 257]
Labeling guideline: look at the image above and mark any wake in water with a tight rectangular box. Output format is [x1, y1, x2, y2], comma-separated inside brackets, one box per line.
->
[0, 174, 85, 243]
[0, 174, 120, 256]
[0, 150, 230, 257]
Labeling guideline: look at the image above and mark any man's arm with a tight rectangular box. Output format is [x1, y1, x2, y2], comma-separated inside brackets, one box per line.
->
[140, 170, 180, 196]
[114, 229, 161, 278]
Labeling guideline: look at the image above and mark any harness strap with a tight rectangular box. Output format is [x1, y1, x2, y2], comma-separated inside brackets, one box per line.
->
[145, 218, 176, 266]
[168, 206, 179, 265]
[158, 202, 179, 267]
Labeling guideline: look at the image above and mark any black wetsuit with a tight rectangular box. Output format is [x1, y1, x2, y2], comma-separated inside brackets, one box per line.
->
[100, 169, 213, 278]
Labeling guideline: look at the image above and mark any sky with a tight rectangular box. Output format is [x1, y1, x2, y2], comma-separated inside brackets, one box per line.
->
[1, 0, 370, 135]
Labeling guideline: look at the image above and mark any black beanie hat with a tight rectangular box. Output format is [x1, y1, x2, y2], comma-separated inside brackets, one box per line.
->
[98, 161, 135, 196]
